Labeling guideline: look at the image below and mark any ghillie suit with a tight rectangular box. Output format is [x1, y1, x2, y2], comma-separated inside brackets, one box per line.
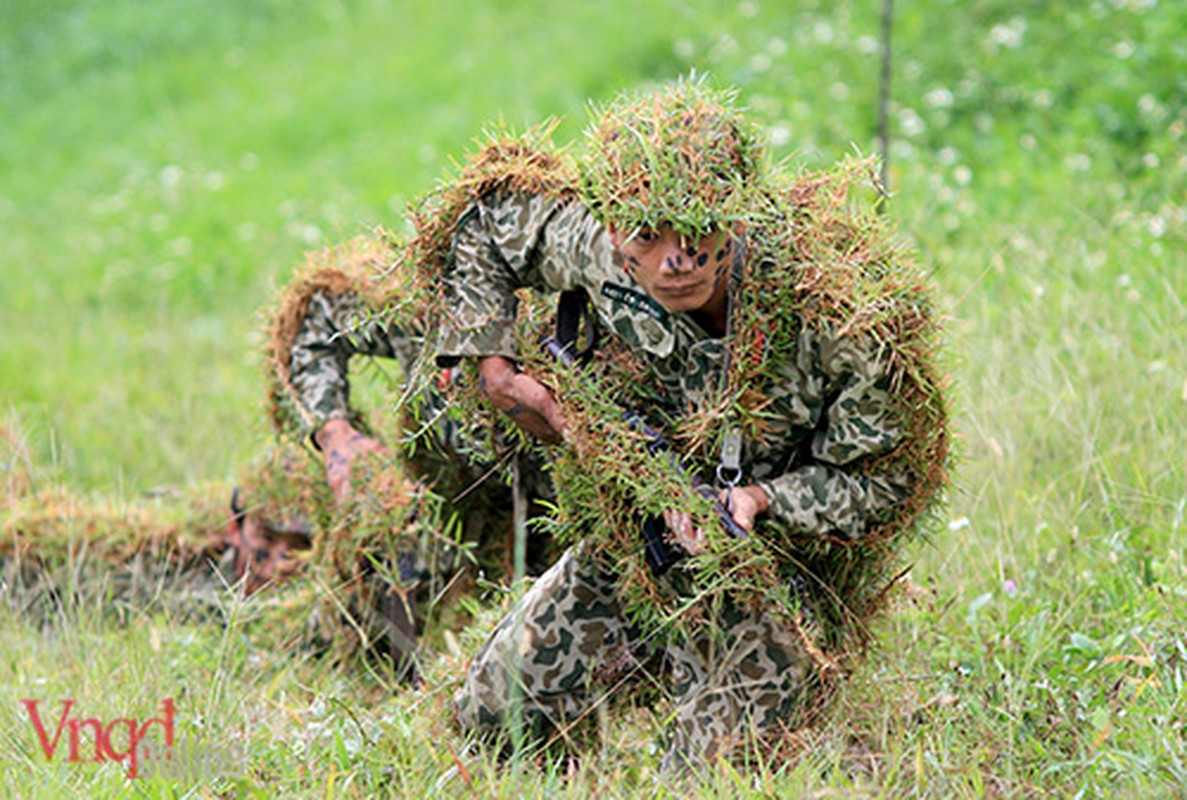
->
[1, 420, 232, 623]
[256, 132, 577, 672]
[0, 417, 447, 682]
[428, 79, 950, 771]
[229, 440, 457, 684]
[264, 76, 949, 768]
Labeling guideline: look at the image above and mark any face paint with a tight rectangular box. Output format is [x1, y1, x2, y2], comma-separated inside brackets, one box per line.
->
[612, 225, 737, 315]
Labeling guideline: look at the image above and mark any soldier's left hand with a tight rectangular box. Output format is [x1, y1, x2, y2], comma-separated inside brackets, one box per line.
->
[719, 485, 770, 532]
[663, 508, 707, 555]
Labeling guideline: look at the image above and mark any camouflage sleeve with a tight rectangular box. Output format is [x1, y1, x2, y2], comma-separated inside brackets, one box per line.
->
[287, 289, 408, 431]
[757, 328, 909, 540]
[436, 192, 581, 363]
[265, 234, 424, 439]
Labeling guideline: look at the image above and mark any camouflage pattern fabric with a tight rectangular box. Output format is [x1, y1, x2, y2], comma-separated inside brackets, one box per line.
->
[280, 189, 909, 766]
[438, 190, 909, 539]
[289, 288, 417, 432]
[453, 545, 819, 773]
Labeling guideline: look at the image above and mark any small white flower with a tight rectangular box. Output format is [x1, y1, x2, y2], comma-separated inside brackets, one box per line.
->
[899, 108, 926, 137]
[924, 88, 954, 109]
[767, 123, 792, 147]
[160, 165, 184, 189]
[987, 18, 1026, 49]
[169, 237, 192, 258]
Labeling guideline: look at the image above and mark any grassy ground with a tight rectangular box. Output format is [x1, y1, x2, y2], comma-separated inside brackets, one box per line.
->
[2, 0, 1185, 796]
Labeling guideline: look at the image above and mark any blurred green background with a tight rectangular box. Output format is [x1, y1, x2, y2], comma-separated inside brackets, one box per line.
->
[3, 0, 1182, 495]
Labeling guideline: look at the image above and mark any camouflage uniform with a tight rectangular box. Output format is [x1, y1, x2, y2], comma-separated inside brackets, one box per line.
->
[280, 277, 556, 645]
[441, 191, 907, 770]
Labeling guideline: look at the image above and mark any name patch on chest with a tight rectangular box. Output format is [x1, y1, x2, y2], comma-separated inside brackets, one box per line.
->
[600, 281, 669, 323]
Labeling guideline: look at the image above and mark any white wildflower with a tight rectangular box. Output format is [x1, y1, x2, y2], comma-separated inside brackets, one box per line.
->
[160, 165, 184, 189]
[767, 123, 792, 147]
[924, 88, 954, 109]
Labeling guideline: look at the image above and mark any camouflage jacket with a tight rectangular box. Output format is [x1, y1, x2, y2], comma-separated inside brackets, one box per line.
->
[291, 192, 908, 540]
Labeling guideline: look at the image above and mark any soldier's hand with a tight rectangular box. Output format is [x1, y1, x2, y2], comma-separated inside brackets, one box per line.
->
[720, 485, 769, 532]
[663, 508, 707, 555]
[477, 355, 569, 445]
[314, 418, 391, 502]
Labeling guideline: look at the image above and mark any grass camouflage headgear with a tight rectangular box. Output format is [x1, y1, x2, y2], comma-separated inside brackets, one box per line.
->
[581, 76, 765, 238]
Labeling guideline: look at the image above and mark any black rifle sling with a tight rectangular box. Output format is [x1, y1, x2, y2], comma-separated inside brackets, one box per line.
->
[554, 288, 598, 365]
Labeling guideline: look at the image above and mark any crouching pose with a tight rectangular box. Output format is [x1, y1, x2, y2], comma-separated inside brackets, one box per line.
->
[251, 230, 557, 683]
[434, 78, 950, 774]
[257, 75, 949, 771]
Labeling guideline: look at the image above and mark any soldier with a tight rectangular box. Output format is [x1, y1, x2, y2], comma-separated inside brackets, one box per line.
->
[258, 219, 557, 683]
[264, 76, 947, 771]
[439, 78, 948, 775]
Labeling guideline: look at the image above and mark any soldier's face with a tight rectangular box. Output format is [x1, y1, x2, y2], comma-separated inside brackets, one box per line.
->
[610, 225, 736, 313]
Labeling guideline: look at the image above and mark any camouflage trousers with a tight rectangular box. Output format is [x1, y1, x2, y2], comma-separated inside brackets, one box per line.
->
[454, 544, 819, 774]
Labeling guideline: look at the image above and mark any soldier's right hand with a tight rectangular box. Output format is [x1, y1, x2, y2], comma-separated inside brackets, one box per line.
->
[314, 418, 391, 502]
[477, 355, 569, 445]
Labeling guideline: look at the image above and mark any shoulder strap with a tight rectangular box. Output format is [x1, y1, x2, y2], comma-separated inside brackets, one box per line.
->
[552, 288, 599, 365]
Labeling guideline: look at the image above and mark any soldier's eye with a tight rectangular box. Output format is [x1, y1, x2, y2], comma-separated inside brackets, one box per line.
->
[635, 228, 659, 243]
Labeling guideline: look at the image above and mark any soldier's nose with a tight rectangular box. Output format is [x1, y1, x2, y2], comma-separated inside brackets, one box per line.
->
[660, 244, 692, 275]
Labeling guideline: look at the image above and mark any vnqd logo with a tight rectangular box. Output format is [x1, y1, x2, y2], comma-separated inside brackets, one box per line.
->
[20, 698, 174, 779]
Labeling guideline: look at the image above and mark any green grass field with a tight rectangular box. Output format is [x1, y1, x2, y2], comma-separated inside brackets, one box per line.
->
[2, 0, 1185, 796]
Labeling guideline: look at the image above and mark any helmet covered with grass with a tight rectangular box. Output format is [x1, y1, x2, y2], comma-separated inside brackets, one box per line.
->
[580, 76, 766, 238]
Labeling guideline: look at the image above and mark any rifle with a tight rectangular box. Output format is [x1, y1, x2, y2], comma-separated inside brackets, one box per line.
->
[542, 289, 748, 576]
